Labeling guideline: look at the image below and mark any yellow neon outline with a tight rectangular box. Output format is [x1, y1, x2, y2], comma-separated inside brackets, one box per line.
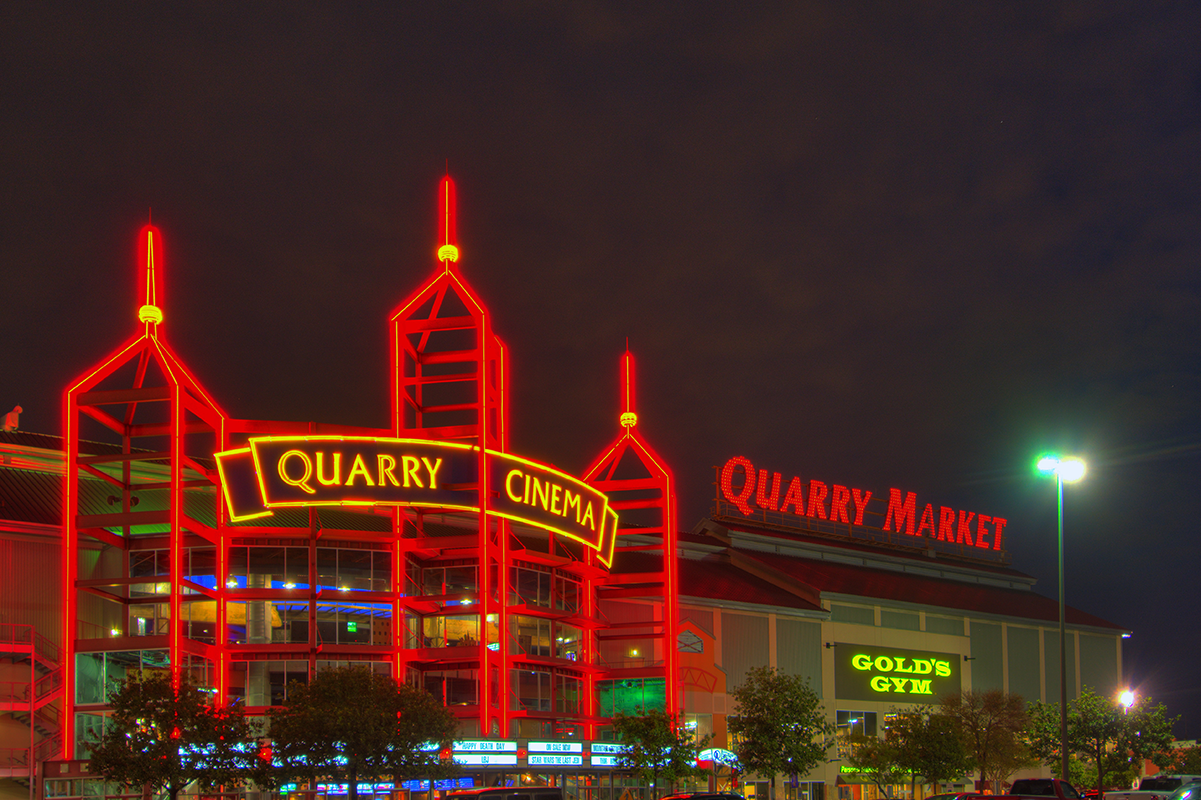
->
[213, 447, 274, 522]
[224, 435, 618, 553]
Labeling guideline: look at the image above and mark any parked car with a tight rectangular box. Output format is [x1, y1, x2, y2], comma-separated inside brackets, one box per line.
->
[1107, 776, 1201, 800]
[996, 778, 1084, 800]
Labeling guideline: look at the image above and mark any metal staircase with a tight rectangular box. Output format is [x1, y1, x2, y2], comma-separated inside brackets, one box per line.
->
[0, 623, 63, 791]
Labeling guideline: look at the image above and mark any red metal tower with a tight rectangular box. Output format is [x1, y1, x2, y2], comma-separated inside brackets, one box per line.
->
[62, 225, 228, 758]
[584, 348, 681, 721]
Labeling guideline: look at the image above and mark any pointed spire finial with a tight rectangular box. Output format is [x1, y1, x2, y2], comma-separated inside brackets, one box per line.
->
[437, 172, 459, 266]
[620, 344, 637, 428]
[137, 223, 164, 327]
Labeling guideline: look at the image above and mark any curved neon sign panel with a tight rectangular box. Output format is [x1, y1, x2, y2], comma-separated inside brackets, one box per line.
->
[215, 436, 618, 566]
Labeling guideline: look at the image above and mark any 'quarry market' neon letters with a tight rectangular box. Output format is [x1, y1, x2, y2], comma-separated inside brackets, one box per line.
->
[719, 455, 1007, 552]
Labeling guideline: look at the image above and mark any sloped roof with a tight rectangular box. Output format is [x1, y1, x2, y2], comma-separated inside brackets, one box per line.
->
[739, 548, 1124, 630]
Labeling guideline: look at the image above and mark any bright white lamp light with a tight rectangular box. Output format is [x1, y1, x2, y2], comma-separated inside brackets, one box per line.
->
[1036, 454, 1087, 482]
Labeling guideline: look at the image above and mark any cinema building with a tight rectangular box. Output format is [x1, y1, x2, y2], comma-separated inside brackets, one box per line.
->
[0, 180, 1127, 800]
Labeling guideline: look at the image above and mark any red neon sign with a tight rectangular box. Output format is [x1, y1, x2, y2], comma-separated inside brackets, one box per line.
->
[719, 456, 1007, 552]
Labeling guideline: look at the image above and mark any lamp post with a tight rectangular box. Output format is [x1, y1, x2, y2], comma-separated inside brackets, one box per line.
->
[1037, 454, 1086, 783]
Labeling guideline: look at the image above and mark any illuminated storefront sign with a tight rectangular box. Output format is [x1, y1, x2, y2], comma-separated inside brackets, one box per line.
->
[454, 753, 518, 766]
[216, 436, 619, 565]
[591, 742, 626, 767]
[697, 748, 740, 768]
[529, 754, 584, 766]
[718, 456, 1008, 552]
[529, 741, 583, 753]
[453, 739, 517, 752]
[833, 644, 961, 701]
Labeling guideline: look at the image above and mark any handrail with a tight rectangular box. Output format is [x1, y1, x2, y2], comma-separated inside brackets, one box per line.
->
[0, 747, 29, 769]
[0, 623, 34, 647]
[0, 681, 31, 704]
[34, 669, 63, 700]
[35, 631, 61, 664]
[34, 734, 62, 762]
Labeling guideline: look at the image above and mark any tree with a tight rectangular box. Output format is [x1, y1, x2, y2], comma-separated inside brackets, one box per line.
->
[261, 665, 460, 800]
[887, 708, 971, 794]
[1162, 744, 1201, 775]
[941, 690, 1034, 791]
[87, 669, 258, 800]
[1028, 687, 1177, 796]
[846, 732, 909, 797]
[729, 666, 834, 785]
[613, 710, 711, 798]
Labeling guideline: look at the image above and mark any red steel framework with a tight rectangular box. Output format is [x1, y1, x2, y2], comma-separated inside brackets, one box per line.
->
[62, 223, 229, 757]
[584, 350, 681, 720]
[61, 176, 682, 756]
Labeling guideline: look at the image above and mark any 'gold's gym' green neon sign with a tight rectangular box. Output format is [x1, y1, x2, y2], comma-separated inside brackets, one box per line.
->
[834, 644, 961, 701]
[851, 653, 952, 695]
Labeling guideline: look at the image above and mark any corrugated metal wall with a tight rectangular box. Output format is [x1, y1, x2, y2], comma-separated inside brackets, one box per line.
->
[1080, 633, 1119, 694]
[969, 620, 1003, 691]
[926, 614, 964, 636]
[1007, 625, 1042, 701]
[830, 603, 874, 625]
[0, 535, 61, 646]
[776, 617, 822, 695]
[880, 609, 919, 630]
[1043, 629, 1077, 701]
[720, 611, 769, 691]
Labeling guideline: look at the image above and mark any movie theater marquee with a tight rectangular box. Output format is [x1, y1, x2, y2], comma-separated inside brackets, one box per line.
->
[718, 456, 1008, 554]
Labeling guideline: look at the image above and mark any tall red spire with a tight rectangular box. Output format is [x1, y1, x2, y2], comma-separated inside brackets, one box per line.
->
[620, 344, 637, 429]
[137, 223, 164, 328]
[437, 174, 459, 266]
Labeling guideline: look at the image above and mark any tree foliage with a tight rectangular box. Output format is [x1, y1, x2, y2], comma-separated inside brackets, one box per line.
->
[729, 666, 834, 783]
[1028, 687, 1177, 795]
[846, 732, 909, 795]
[941, 690, 1035, 790]
[260, 666, 460, 800]
[1162, 744, 1201, 776]
[613, 711, 711, 798]
[887, 708, 971, 793]
[87, 669, 258, 800]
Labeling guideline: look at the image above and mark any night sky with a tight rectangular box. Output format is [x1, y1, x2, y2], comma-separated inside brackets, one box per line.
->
[3, 3, 1200, 737]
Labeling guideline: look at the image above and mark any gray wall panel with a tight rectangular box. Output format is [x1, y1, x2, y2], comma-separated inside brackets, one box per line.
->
[881, 609, 919, 631]
[776, 617, 822, 696]
[969, 621, 1003, 691]
[1080, 633, 1119, 695]
[1044, 629, 1077, 701]
[721, 611, 770, 691]
[1007, 626, 1042, 702]
[831, 604, 874, 626]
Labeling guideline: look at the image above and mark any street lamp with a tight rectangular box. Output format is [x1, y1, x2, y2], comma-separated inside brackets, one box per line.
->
[1120, 690, 1135, 712]
[1036, 454, 1087, 783]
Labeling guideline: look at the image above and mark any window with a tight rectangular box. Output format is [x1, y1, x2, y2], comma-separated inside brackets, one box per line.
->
[510, 565, 552, 608]
[555, 574, 581, 613]
[227, 546, 309, 589]
[511, 615, 552, 656]
[835, 710, 878, 758]
[423, 669, 479, 705]
[511, 666, 553, 711]
[421, 614, 480, 648]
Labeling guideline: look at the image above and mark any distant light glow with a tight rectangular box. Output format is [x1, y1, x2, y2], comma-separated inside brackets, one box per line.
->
[1058, 457, 1086, 482]
[1120, 690, 1135, 708]
[1035, 454, 1086, 482]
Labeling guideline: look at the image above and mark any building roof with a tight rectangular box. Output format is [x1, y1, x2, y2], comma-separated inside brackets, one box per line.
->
[679, 517, 1126, 632]
[679, 555, 824, 612]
